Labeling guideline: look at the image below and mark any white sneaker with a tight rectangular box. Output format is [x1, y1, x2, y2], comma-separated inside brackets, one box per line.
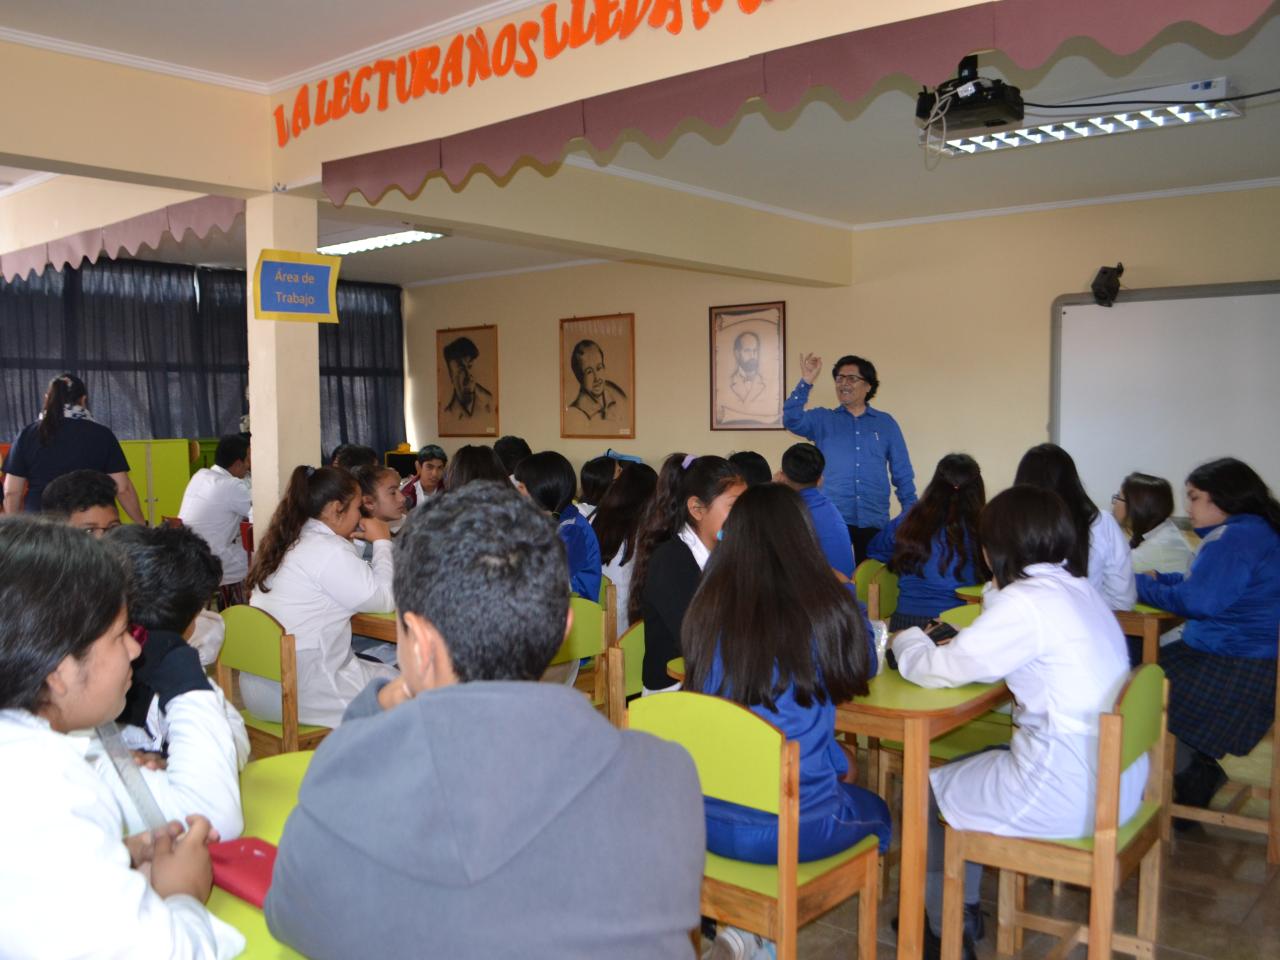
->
[708, 926, 776, 960]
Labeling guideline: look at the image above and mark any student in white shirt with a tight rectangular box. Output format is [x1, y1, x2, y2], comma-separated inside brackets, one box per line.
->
[243, 465, 397, 727]
[590, 461, 658, 636]
[102, 524, 249, 838]
[0, 516, 243, 959]
[577, 455, 617, 520]
[352, 463, 408, 554]
[893, 486, 1145, 959]
[179, 433, 253, 606]
[1014, 443, 1136, 610]
[1112, 472, 1195, 576]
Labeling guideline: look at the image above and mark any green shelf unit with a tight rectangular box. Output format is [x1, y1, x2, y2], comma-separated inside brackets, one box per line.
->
[119, 439, 193, 526]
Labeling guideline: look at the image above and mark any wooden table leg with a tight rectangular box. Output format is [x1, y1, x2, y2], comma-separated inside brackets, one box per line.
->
[897, 716, 931, 960]
[1142, 620, 1159, 665]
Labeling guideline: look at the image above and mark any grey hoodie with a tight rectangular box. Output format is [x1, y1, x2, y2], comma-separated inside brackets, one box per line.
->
[265, 679, 704, 958]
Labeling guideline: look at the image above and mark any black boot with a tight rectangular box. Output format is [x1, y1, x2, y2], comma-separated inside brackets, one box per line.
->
[964, 902, 985, 942]
[920, 916, 977, 960]
[1174, 754, 1228, 808]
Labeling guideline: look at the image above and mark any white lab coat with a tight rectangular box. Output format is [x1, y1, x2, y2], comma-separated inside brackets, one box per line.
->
[1088, 511, 1138, 611]
[601, 538, 635, 636]
[99, 687, 250, 840]
[893, 563, 1149, 838]
[178, 465, 253, 585]
[243, 519, 397, 727]
[1129, 518, 1195, 576]
[0, 709, 245, 959]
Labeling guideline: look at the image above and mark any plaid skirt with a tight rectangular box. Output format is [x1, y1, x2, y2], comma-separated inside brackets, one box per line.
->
[217, 581, 247, 610]
[889, 611, 936, 633]
[1160, 642, 1277, 758]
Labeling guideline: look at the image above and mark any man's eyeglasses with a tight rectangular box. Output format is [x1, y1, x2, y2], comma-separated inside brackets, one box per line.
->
[834, 374, 867, 385]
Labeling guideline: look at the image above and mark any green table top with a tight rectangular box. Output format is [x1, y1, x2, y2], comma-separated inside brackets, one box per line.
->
[955, 584, 984, 600]
[1130, 602, 1175, 617]
[358, 610, 397, 621]
[208, 753, 314, 959]
[667, 658, 1004, 716]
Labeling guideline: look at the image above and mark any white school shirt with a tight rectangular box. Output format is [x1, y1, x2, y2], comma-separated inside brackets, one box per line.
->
[178, 465, 253, 585]
[99, 687, 250, 840]
[1129, 518, 1195, 576]
[602, 538, 635, 636]
[243, 519, 397, 728]
[893, 563, 1148, 838]
[0, 710, 245, 960]
[1088, 511, 1138, 611]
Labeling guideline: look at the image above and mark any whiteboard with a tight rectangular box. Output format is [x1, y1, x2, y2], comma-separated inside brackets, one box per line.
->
[1051, 282, 1280, 519]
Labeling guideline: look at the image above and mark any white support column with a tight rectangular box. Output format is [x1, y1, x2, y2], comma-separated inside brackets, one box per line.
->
[245, 193, 320, 530]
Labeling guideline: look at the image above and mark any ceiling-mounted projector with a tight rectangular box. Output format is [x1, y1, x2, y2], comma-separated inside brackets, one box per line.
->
[916, 55, 1024, 133]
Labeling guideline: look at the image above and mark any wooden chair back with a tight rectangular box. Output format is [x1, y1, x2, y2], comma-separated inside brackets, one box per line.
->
[550, 596, 605, 665]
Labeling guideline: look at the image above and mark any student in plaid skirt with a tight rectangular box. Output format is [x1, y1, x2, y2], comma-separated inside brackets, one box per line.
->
[1138, 458, 1280, 809]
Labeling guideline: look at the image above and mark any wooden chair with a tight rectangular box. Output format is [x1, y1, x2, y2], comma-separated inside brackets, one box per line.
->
[853, 559, 884, 618]
[629, 691, 879, 960]
[215, 605, 329, 757]
[1163, 645, 1280, 864]
[161, 515, 183, 528]
[591, 577, 618, 706]
[553, 596, 627, 724]
[629, 696, 880, 957]
[940, 664, 1169, 960]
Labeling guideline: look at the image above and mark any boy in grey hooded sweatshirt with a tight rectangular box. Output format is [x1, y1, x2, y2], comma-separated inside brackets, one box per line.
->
[265, 480, 705, 958]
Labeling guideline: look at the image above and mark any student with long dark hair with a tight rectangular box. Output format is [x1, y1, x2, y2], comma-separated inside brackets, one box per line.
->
[2, 372, 145, 522]
[1138, 458, 1280, 810]
[1014, 443, 1135, 610]
[628, 454, 746, 693]
[592, 461, 659, 635]
[515, 451, 602, 601]
[893, 486, 1143, 958]
[244, 465, 396, 727]
[1112, 472, 1194, 576]
[578, 455, 617, 519]
[685, 484, 889, 857]
[442, 444, 509, 492]
[868, 453, 990, 630]
[0, 516, 243, 957]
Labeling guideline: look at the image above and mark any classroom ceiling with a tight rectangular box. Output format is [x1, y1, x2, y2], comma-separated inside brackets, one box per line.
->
[3, 5, 1278, 285]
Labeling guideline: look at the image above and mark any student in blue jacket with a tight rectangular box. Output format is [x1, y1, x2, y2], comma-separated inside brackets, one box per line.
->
[1138, 457, 1280, 810]
[776, 442, 856, 579]
[514, 451, 602, 602]
[868, 453, 989, 631]
[783, 353, 916, 565]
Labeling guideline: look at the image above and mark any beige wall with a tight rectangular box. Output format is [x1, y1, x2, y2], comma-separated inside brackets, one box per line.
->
[403, 186, 1280, 495]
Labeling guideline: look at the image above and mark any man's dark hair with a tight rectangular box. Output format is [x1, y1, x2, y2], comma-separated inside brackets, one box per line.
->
[781, 443, 825, 487]
[331, 444, 379, 472]
[41, 469, 118, 516]
[442, 336, 479, 366]
[214, 433, 251, 470]
[494, 435, 532, 475]
[831, 355, 879, 402]
[728, 451, 771, 488]
[416, 444, 448, 465]
[393, 481, 568, 682]
[105, 525, 222, 633]
[980, 485, 1077, 588]
[579, 456, 615, 506]
[0, 516, 127, 712]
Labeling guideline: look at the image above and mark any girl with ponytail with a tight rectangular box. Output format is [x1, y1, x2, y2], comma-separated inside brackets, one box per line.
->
[867, 453, 990, 630]
[242, 465, 397, 727]
[628, 454, 745, 693]
[3, 373, 145, 522]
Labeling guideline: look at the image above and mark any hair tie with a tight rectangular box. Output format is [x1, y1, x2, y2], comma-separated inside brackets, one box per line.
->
[129, 624, 149, 649]
[681, 455, 697, 470]
[305, 466, 316, 478]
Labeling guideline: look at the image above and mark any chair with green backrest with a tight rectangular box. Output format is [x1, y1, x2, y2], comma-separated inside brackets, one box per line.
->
[551, 596, 621, 724]
[628, 692, 879, 960]
[939, 664, 1168, 960]
[853, 559, 884, 618]
[618, 621, 645, 700]
[591, 576, 618, 707]
[871, 565, 899, 621]
[215, 606, 330, 757]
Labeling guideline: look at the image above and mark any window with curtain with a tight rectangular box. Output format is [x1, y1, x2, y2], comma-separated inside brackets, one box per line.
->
[1, 259, 405, 457]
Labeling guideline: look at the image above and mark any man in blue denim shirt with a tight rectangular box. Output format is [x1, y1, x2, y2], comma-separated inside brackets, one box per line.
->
[783, 353, 916, 563]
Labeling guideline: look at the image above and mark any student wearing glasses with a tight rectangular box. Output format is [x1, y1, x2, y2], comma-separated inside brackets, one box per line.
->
[784, 353, 916, 563]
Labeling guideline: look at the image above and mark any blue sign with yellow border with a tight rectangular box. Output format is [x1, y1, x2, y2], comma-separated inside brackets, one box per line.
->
[253, 249, 342, 323]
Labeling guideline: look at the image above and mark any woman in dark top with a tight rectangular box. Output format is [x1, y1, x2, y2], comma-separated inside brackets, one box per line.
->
[3, 373, 144, 523]
[684, 484, 890, 864]
[867, 453, 989, 630]
[627, 454, 745, 692]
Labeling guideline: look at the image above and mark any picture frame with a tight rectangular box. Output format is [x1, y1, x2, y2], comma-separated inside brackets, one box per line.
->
[436, 325, 499, 438]
[709, 301, 787, 430]
[559, 313, 636, 440]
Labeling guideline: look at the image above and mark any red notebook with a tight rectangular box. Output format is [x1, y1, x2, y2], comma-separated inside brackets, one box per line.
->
[209, 837, 278, 908]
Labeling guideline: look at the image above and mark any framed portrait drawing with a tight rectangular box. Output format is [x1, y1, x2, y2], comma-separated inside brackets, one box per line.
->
[560, 313, 635, 440]
[709, 301, 786, 430]
[436, 325, 499, 438]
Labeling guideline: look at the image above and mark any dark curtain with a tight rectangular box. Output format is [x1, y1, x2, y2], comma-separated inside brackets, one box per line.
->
[320, 281, 406, 458]
[1, 259, 403, 454]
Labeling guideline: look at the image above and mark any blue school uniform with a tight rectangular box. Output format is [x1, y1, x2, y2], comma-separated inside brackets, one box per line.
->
[867, 514, 981, 618]
[798, 485, 855, 578]
[558, 503, 603, 601]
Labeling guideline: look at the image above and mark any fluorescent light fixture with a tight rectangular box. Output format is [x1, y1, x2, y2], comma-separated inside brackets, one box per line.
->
[317, 229, 444, 256]
[926, 77, 1242, 158]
